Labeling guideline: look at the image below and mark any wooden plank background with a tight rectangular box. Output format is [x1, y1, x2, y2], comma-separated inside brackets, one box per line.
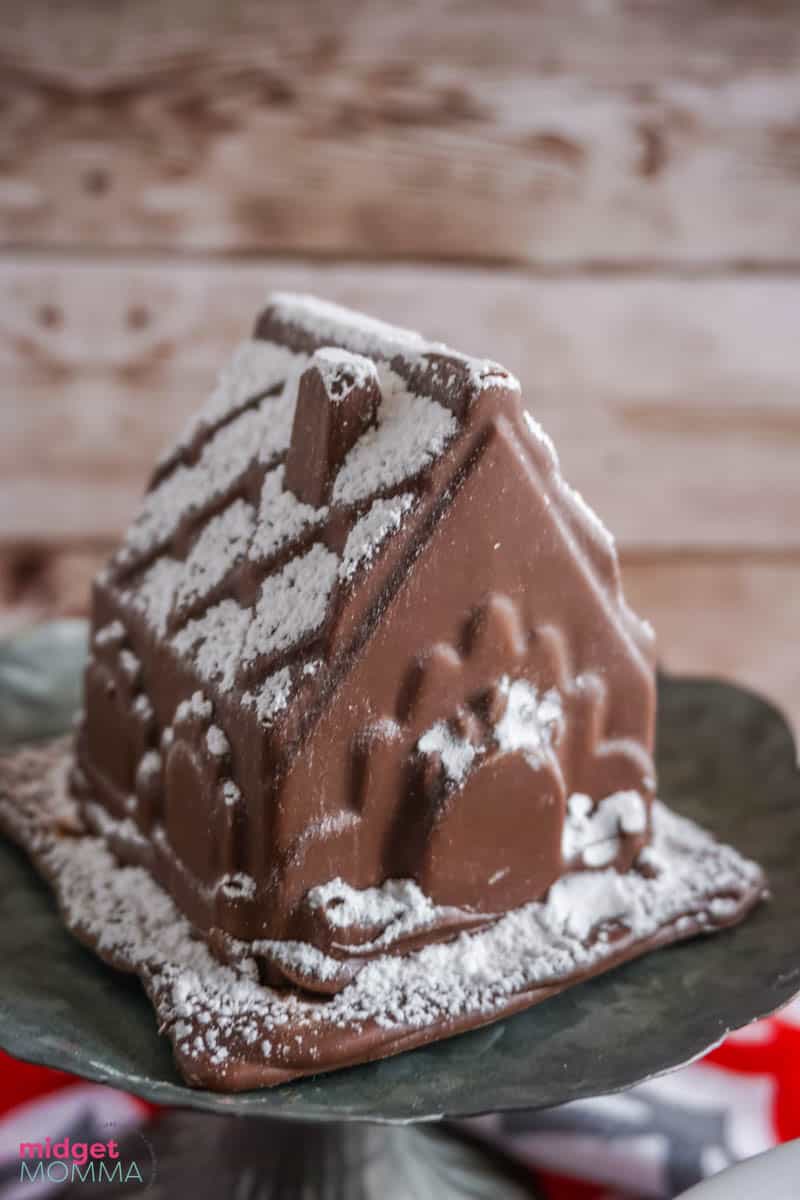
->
[1, 0, 798, 735]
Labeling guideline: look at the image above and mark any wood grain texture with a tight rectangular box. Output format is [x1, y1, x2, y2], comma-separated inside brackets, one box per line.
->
[2, 545, 797, 737]
[2, 0, 800, 263]
[2, 257, 798, 549]
[622, 559, 800, 740]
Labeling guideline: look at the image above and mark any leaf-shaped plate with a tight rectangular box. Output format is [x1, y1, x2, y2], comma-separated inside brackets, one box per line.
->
[0, 623, 798, 1122]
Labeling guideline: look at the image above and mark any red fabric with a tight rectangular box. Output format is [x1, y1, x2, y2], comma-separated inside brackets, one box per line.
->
[0, 1050, 79, 1116]
[0, 1049, 158, 1120]
[705, 1006, 800, 1146]
[538, 1172, 608, 1199]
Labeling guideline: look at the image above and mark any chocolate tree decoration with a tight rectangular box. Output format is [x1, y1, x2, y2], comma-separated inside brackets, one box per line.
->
[12, 292, 763, 1090]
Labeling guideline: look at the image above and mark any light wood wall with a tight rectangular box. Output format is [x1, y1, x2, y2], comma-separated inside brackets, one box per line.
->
[1, 0, 798, 733]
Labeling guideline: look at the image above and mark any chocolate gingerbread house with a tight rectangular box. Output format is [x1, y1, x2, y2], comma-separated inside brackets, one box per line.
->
[72, 292, 658, 992]
[0, 292, 765, 1089]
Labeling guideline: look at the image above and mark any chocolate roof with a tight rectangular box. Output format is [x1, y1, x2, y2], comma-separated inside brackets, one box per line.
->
[104, 293, 643, 733]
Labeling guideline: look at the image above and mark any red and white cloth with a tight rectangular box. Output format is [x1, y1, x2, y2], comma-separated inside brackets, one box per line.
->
[1, 999, 798, 1199]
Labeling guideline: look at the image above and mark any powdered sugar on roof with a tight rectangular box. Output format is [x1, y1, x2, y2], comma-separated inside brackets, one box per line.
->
[125, 402, 288, 561]
[339, 493, 415, 581]
[175, 341, 306, 453]
[242, 543, 339, 667]
[249, 467, 327, 565]
[129, 557, 184, 636]
[313, 346, 378, 400]
[243, 667, 293, 726]
[269, 293, 427, 359]
[332, 368, 457, 505]
[174, 499, 255, 614]
[172, 599, 251, 693]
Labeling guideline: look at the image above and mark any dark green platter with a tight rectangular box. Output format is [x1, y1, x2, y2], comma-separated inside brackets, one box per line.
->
[0, 622, 798, 1122]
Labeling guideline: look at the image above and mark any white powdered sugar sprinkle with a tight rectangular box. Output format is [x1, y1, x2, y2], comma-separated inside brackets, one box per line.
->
[562, 790, 648, 868]
[332, 367, 457, 505]
[172, 600, 251, 693]
[175, 691, 213, 724]
[270, 294, 518, 401]
[494, 677, 563, 765]
[0, 747, 763, 1079]
[562, 479, 616, 555]
[94, 621, 125, 649]
[418, 722, 476, 785]
[128, 557, 183, 636]
[417, 678, 563, 788]
[243, 667, 293, 726]
[173, 499, 255, 614]
[242, 543, 339, 666]
[222, 781, 241, 808]
[249, 467, 327, 565]
[219, 872, 257, 902]
[523, 409, 560, 468]
[171, 341, 306, 456]
[307, 878, 443, 949]
[136, 750, 162, 785]
[270, 293, 427, 359]
[312, 346, 378, 400]
[125, 399, 294, 561]
[118, 649, 140, 683]
[206, 726, 229, 758]
[132, 694, 153, 722]
[339, 493, 415, 581]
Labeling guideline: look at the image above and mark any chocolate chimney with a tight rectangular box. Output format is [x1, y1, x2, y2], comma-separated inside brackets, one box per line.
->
[284, 348, 381, 507]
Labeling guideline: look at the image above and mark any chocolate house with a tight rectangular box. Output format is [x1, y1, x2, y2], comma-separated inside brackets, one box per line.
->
[71, 293, 659, 994]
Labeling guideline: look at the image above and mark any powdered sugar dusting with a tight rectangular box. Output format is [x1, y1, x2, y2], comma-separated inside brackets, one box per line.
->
[118, 649, 140, 683]
[269, 294, 517, 400]
[339, 493, 415, 581]
[561, 479, 616, 555]
[136, 750, 162, 785]
[175, 691, 212, 724]
[523, 409, 560, 468]
[242, 544, 339, 666]
[0, 746, 764, 1083]
[173, 499, 255, 614]
[270, 293, 426, 359]
[128, 558, 184, 636]
[312, 346, 378, 400]
[194, 341, 303, 433]
[418, 723, 476, 785]
[243, 667, 293, 726]
[124, 400, 294, 561]
[562, 791, 648, 868]
[94, 621, 125, 649]
[332, 368, 457, 505]
[249, 467, 327, 565]
[219, 872, 257, 902]
[417, 679, 563, 787]
[172, 599, 251, 693]
[308, 878, 443, 949]
[206, 726, 229, 758]
[494, 677, 563, 764]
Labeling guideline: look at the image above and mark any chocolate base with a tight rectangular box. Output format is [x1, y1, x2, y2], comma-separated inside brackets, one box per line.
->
[0, 741, 766, 1093]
